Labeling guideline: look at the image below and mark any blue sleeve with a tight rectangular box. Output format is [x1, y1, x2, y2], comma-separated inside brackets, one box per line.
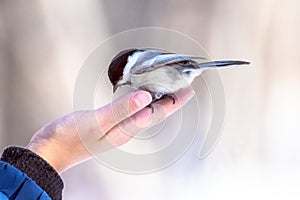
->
[0, 161, 51, 200]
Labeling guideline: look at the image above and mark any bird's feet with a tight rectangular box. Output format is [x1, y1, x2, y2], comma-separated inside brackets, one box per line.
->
[146, 104, 155, 113]
[162, 94, 176, 104]
[146, 94, 176, 113]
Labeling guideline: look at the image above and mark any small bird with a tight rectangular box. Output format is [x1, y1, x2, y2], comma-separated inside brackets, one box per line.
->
[108, 48, 249, 104]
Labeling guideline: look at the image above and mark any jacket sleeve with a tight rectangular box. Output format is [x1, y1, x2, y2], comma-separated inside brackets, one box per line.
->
[0, 161, 50, 200]
[0, 147, 64, 200]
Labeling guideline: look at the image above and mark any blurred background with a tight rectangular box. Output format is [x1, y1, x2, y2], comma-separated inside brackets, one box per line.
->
[0, 0, 300, 199]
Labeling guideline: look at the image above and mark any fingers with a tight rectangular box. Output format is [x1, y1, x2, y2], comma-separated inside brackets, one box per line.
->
[95, 90, 152, 134]
[100, 88, 195, 149]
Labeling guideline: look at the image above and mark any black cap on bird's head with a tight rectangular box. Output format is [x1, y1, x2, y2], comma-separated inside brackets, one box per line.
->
[108, 49, 137, 92]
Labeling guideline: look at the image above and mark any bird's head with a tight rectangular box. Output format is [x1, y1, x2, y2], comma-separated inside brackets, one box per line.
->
[108, 49, 137, 93]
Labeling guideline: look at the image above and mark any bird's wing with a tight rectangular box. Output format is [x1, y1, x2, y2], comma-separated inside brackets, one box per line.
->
[131, 51, 204, 74]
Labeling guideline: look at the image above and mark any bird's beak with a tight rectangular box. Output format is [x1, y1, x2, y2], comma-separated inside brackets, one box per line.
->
[113, 85, 119, 93]
[113, 81, 131, 93]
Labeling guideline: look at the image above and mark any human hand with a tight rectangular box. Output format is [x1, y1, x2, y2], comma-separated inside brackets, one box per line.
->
[26, 88, 194, 173]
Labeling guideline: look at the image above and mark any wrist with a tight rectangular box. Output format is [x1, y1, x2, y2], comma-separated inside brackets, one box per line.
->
[27, 142, 65, 173]
[26, 136, 91, 173]
[27, 139, 80, 173]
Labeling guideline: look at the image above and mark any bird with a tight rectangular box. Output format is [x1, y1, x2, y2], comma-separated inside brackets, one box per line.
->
[108, 48, 250, 106]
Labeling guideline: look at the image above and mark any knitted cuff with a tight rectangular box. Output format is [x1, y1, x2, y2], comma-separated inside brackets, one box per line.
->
[1, 146, 64, 200]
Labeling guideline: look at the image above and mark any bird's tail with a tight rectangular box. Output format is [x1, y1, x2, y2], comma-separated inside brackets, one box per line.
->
[198, 60, 250, 69]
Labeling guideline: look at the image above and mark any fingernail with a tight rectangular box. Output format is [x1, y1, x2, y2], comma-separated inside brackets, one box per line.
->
[133, 91, 152, 108]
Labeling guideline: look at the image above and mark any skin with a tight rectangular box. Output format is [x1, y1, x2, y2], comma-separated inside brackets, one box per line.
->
[26, 88, 194, 173]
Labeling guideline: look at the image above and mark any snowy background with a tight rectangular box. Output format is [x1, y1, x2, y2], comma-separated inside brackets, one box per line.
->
[0, 0, 299, 199]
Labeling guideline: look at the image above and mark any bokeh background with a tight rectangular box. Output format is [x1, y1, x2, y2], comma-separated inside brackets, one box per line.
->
[1, 0, 300, 199]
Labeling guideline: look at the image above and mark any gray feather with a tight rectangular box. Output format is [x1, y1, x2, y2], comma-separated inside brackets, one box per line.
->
[131, 52, 204, 74]
[198, 60, 250, 68]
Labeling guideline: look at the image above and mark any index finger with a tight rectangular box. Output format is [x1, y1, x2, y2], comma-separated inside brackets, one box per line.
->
[95, 90, 152, 133]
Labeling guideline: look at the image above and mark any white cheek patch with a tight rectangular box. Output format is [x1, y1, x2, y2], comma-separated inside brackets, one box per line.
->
[123, 51, 143, 77]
